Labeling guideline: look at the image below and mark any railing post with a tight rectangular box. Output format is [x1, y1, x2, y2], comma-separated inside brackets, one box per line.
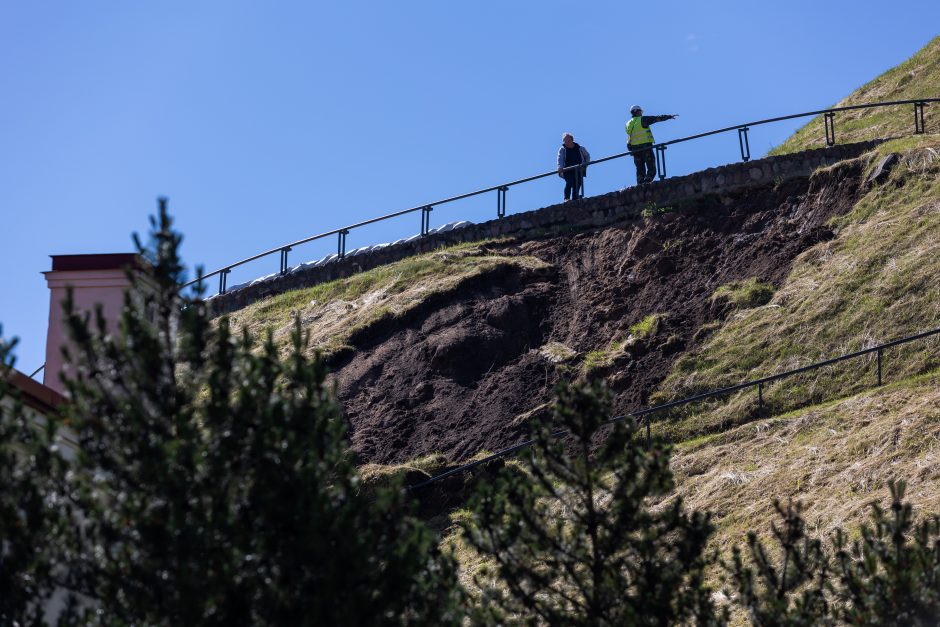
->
[915, 102, 927, 134]
[497, 186, 508, 218]
[757, 382, 764, 410]
[279, 247, 292, 274]
[877, 349, 883, 386]
[219, 269, 230, 295]
[645, 415, 651, 451]
[337, 229, 348, 258]
[655, 144, 667, 180]
[420, 205, 433, 236]
[824, 112, 836, 147]
[738, 127, 751, 162]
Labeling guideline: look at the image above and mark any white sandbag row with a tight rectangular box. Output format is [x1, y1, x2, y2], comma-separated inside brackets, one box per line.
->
[214, 220, 475, 296]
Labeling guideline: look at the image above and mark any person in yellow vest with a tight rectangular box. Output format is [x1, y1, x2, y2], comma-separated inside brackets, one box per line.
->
[626, 105, 677, 185]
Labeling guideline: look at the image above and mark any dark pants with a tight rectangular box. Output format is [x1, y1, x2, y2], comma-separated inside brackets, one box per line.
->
[632, 146, 656, 184]
[563, 169, 583, 200]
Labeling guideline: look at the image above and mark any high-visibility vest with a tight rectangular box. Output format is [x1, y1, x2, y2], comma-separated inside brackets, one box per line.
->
[626, 116, 654, 146]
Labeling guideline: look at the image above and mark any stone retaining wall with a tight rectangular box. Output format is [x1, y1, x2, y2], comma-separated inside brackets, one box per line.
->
[210, 141, 879, 315]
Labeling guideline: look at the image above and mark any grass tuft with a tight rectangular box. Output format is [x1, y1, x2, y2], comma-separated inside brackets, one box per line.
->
[629, 313, 660, 338]
[710, 277, 775, 311]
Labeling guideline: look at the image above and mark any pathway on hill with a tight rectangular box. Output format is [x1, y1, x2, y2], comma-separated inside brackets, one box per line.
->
[212, 141, 880, 315]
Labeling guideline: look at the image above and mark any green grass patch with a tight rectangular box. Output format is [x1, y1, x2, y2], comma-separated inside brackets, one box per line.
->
[582, 314, 662, 375]
[641, 202, 676, 218]
[710, 277, 774, 310]
[629, 314, 660, 338]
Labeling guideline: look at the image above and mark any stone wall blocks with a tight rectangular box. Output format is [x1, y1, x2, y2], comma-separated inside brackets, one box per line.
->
[209, 141, 879, 315]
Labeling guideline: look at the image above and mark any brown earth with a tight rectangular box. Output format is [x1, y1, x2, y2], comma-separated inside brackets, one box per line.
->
[330, 158, 870, 465]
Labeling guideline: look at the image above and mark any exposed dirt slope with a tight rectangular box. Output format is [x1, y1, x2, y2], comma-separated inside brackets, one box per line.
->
[324, 157, 871, 464]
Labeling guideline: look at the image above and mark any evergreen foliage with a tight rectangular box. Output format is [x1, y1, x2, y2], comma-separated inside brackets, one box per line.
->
[0, 335, 64, 625]
[727, 481, 940, 626]
[831, 481, 940, 625]
[725, 500, 832, 626]
[47, 201, 463, 625]
[463, 380, 723, 626]
[6, 200, 940, 626]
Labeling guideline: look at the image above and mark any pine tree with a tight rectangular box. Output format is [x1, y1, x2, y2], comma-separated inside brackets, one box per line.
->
[50, 200, 463, 625]
[0, 335, 64, 625]
[463, 380, 722, 626]
[726, 482, 940, 626]
[832, 480, 940, 626]
[724, 499, 832, 626]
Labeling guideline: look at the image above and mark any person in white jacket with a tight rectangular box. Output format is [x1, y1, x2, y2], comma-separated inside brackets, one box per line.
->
[556, 133, 590, 201]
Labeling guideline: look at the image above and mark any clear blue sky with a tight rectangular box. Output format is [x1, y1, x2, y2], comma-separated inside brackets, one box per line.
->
[1, 1, 938, 375]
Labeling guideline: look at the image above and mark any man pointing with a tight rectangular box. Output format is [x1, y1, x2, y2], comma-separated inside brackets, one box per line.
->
[626, 105, 677, 185]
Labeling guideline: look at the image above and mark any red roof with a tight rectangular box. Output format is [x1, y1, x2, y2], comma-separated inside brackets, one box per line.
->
[4, 369, 68, 415]
[50, 253, 141, 272]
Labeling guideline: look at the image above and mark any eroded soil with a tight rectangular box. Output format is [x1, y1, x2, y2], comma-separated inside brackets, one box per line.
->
[331, 159, 868, 464]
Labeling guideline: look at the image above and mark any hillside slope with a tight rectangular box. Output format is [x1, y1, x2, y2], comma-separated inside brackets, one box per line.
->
[218, 43, 940, 610]
[218, 27, 940, 470]
[771, 35, 940, 155]
[672, 368, 940, 557]
[652, 137, 940, 442]
[230, 156, 876, 464]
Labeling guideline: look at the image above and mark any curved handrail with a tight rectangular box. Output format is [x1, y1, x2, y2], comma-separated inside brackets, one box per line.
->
[408, 325, 940, 490]
[187, 98, 938, 292]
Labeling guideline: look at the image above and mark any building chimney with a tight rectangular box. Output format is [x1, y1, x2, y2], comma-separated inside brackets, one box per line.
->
[43, 253, 142, 395]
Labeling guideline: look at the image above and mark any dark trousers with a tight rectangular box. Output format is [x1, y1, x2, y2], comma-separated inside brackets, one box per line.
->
[563, 169, 583, 200]
[632, 146, 656, 184]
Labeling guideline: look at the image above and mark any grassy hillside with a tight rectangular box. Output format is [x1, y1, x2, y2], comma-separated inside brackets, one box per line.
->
[770, 36, 940, 155]
[439, 371, 940, 605]
[672, 368, 940, 558]
[652, 138, 940, 441]
[433, 138, 940, 604]
[226, 241, 549, 357]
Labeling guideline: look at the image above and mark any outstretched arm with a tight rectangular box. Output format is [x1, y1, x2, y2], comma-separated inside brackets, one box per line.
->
[643, 114, 678, 125]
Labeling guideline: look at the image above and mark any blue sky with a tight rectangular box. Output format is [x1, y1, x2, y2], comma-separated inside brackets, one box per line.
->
[1, 1, 938, 375]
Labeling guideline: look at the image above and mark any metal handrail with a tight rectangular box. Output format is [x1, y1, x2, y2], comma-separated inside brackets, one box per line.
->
[188, 98, 939, 294]
[408, 325, 940, 490]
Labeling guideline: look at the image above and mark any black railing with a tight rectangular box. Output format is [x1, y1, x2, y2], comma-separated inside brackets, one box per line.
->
[409, 326, 940, 490]
[188, 98, 939, 296]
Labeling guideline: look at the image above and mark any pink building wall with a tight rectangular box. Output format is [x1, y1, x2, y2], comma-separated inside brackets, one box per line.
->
[43, 253, 140, 395]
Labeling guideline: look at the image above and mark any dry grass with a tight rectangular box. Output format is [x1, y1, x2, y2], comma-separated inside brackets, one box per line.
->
[672, 370, 940, 556]
[359, 452, 451, 489]
[441, 371, 940, 622]
[225, 241, 550, 358]
[770, 36, 940, 155]
[441, 516, 495, 600]
[653, 145, 940, 440]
